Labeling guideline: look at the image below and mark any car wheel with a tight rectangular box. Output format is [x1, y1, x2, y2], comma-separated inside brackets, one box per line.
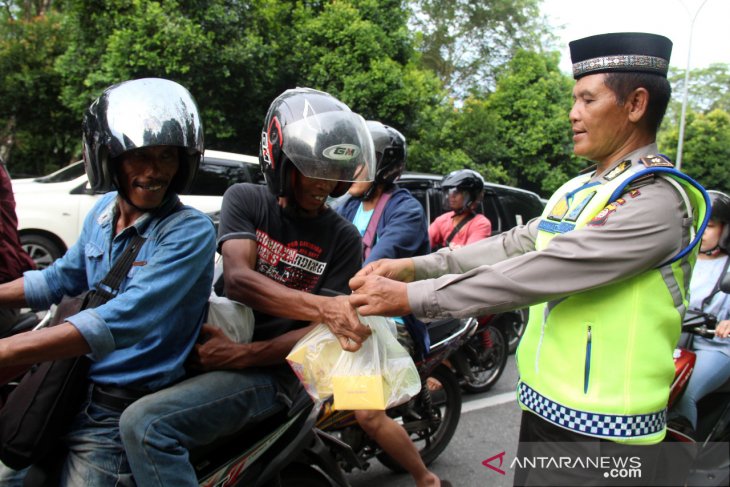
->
[20, 234, 64, 270]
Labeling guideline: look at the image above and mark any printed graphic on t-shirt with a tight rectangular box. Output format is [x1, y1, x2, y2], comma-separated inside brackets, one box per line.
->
[256, 229, 326, 292]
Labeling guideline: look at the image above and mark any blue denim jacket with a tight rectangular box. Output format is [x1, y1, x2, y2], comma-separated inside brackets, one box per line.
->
[23, 192, 216, 390]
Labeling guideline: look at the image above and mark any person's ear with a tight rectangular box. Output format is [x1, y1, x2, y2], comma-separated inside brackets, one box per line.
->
[627, 87, 649, 123]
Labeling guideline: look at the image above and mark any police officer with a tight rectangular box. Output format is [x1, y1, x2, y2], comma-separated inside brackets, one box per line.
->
[349, 32, 709, 485]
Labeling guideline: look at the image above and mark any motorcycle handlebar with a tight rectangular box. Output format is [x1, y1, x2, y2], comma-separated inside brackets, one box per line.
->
[681, 310, 719, 338]
[682, 309, 718, 328]
[684, 325, 716, 338]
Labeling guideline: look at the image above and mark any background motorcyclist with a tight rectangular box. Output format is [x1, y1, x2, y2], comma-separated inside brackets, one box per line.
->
[337, 121, 443, 487]
[669, 190, 730, 437]
[338, 121, 429, 265]
[0, 78, 216, 485]
[120, 87, 373, 486]
[428, 169, 492, 250]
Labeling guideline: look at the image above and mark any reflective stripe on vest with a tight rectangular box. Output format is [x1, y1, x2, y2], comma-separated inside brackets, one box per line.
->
[518, 383, 666, 439]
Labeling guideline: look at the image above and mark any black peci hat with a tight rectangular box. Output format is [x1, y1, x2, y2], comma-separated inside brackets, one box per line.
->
[569, 32, 672, 79]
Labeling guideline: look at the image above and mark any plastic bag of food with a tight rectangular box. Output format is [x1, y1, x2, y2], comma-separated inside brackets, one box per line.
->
[286, 315, 421, 410]
[207, 291, 254, 344]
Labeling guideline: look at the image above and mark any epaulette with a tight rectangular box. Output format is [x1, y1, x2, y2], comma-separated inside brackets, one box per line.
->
[640, 154, 674, 168]
[603, 160, 632, 181]
[579, 164, 597, 175]
[626, 173, 656, 191]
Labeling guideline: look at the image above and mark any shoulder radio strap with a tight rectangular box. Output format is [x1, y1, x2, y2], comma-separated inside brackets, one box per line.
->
[363, 191, 393, 260]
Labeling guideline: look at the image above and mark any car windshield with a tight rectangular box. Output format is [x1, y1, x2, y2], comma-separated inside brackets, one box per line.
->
[34, 161, 86, 183]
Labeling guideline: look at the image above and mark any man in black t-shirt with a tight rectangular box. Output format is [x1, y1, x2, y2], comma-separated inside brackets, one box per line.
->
[120, 88, 376, 486]
[216, 182, 363, 344]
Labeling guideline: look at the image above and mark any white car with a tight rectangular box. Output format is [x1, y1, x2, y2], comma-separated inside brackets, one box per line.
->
[12, 150, 262, 269]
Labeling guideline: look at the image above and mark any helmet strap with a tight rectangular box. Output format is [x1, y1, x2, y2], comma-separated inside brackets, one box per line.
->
[700, 245, 722, 257]
[362, 181, 381, 202]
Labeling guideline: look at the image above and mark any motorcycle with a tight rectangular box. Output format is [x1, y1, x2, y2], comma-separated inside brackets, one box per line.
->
[499, 308, 528, 354]
[192, 387, 347, 487]
[1, 309, 473, 486]
[190, 316, 477, 486]
[312, 316, 476, 477]
[0, 317, 344, 486]
[665, 309, 730, 487]
[449, 313, 509, 394]
[0, 309, 48, 339]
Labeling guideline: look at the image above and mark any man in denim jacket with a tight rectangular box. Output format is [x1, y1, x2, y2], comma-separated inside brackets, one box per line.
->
[0, 78, 216, 485]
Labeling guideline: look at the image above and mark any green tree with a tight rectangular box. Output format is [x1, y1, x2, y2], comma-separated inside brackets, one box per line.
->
[485, 49, 577, 195]
[400, 50, 578, 196]
[57, 0, 291, 156]
[0, 1, 75, 175]
[54, 0, 442, 160]
[660, 109, 730, 193]
[285, 0, 443, 136]
[409, 0, 550, 99]
[667, 63, 730, 116]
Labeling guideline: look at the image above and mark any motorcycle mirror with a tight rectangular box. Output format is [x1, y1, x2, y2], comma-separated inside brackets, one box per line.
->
[720, 271, 730, 294]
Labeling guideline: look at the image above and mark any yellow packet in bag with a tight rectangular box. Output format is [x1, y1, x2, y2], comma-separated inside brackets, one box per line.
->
[332, 375, 386, 410]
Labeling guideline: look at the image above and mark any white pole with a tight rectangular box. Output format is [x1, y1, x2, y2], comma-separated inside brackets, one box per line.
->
[676, 0, 709, 171]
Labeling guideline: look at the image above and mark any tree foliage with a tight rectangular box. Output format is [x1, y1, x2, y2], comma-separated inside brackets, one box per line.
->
[409, 0, 549, 99]
[481, 50, 577, 195]
[57, 0, 290, 156]
[283, 0, 442, 135]
[659, 109, 730, 193]
[0, 0, 728, 200]
[0, 1, 74, 175]
[667, 63, 730, 116]
[49, 0, 437, 161]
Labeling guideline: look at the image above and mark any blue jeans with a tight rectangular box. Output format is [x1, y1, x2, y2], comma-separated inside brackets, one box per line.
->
[0, 385, 134, 486]
[672, 349, 730, 429]
[119, 369, 283, 487]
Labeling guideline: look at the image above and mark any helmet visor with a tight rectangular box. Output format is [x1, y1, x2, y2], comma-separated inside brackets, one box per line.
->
[282, 111, 375, 183]
[443, 187, 469, 210]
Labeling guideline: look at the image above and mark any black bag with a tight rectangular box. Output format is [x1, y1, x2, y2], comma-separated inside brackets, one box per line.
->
[0, 235, 146, 470]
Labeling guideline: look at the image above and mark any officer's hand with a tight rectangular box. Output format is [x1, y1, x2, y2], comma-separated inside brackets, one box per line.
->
[349, 275, 411, 317]
[716, 320, 730, 339]
[320, 295, 371, 352]
[352, 258, 416, 284]
[189, 324, 241, 370]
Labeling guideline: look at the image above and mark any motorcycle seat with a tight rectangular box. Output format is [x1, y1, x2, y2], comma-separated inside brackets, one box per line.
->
[714, 375, 730, 393]
[426, 317, 469, 348]
[190, 386, 314, 478]
[0, 311, 39, 339]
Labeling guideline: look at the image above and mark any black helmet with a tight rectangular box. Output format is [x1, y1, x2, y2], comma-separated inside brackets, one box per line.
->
[259, 87, 375, 199]
[708, 190, 730, 252]
[82, 78, 204, 195]
[362, 120, 406, 200]
[440, 169, 485, 214]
